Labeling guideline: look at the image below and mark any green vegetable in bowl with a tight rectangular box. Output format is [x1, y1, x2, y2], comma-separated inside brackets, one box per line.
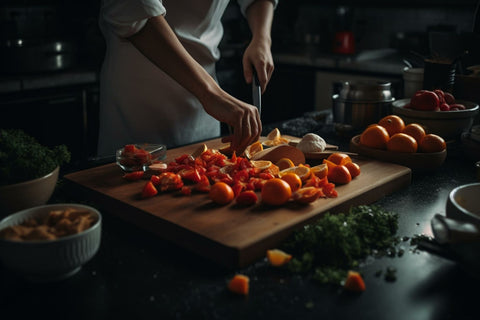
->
[0, 129, 71, 185]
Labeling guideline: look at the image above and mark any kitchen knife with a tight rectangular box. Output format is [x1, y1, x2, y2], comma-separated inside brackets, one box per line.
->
[252, 70, 262, 118]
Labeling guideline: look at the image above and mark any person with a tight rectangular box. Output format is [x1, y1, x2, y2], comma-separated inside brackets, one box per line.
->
[97, 0, 277, 157]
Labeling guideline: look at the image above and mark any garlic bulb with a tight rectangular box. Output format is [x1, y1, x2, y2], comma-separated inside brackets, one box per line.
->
[296, 133, 326, 153]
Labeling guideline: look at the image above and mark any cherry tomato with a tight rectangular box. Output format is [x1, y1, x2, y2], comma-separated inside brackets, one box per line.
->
[236, 190, 258, 206]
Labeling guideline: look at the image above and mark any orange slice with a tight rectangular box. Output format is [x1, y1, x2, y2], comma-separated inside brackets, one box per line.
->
[244, 141, 263, 159]
[267, 128, 281, 141]
[310, 163, 328, 179]
[278, 165, 311, 181]
[276, 158, 295, 171]
[250, 160, 273, 171]
[266, 249, 292, 267]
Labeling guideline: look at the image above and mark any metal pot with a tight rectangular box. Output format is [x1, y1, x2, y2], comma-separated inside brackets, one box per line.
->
[338, 80, 394, 101]
[332, 80, 395, 132]
[333, 96, 394, 130]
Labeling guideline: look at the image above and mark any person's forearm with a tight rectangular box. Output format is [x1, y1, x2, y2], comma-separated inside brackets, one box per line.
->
[245, 0, 274, 47]
[127, 15, 219, 104]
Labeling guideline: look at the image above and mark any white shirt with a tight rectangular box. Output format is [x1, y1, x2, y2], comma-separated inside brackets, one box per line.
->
[97, 0, 270, 157]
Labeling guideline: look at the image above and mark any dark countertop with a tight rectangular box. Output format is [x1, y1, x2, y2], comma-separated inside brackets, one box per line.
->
[1, 112, 480, 320]
[274, 48, 406, 76]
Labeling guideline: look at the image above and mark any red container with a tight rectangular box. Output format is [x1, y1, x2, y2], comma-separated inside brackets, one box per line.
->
[333, 31, 355, 55]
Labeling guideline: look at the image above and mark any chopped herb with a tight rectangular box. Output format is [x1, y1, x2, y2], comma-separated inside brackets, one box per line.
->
[281, 205, 400, 285]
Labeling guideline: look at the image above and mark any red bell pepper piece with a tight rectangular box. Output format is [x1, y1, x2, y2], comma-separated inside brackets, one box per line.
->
[142, 181, 158, 198]
[123, 171, 145, 181]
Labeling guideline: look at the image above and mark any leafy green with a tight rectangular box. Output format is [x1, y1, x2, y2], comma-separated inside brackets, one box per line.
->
[281, 205, 400, 285]
[0, 129, 70, 185]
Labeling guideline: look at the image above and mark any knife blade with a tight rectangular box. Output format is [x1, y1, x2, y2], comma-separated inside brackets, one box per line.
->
[252, 70, 261, 118]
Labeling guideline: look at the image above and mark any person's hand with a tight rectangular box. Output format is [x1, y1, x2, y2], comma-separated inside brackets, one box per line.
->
[242, 37, 274, 93]
[200, 88, 261, 154]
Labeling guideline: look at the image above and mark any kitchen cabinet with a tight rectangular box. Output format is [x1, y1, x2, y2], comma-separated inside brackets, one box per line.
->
[0, 82, 99, 169]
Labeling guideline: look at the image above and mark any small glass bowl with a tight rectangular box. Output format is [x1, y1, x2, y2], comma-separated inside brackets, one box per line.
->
[116, 144, 167, 172]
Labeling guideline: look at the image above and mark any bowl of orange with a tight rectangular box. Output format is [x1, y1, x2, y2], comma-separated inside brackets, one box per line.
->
[349, 115, 447, 170]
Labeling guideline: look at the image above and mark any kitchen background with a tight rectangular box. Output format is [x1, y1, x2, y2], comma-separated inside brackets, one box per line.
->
[1, 0, 479, 169]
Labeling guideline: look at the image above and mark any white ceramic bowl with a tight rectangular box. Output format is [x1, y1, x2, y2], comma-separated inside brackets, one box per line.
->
[392, 99, 479, 140]
[0, 203, 102, 282]
[446, 183, 480, 226]
[0, 167, 59, 219]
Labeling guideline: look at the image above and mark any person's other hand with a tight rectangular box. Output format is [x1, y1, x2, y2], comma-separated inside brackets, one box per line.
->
[242, 38, 274, 93]
[201, 89, 261, 154]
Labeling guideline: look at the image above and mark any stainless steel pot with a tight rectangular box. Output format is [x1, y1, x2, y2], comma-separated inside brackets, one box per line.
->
[332, 80, 395, 132]
[338, 80, 394, 101]
[333, 96, 394, 129]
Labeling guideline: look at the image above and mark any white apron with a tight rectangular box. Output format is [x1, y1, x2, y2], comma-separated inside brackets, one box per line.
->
[97, 0, 260, 157]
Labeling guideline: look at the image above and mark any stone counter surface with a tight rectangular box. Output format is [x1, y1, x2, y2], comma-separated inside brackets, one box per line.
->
[1, 112, 479, 320]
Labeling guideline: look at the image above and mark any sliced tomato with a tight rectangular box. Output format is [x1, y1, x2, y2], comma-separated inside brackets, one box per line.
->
[180, 186, 192, 196]
[142, 181, 158, 198]
[123, 171, 145, 181]
[322, 182, 338, 198]
[150, 174, 161, 186]
[236, 190, 258, 206]
[195, 175, 211, 192]
[231, 181, 246, 197]
[179, 168, 202, 183]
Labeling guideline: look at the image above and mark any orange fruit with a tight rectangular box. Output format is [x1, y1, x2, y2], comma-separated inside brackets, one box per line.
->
[344, 162, 361, 178]
[386, 133, 418, 153]
[359, 124, 390, 149]
[266, 249, 293, 267]
[402, 123, 426, 144]
[326, 152, 352, 166]
[261, 178, 292, 206]
[327, 165, 352, 184]
[378, 115, 405, 136]
[276, 158, 295, 171]
[322, 159, 337, 172]
[244, 141, 263, 158]
[281, 172, 302, 192]
[419, 134, 446, 153]
[310, 163, 328, 179]
[209, 182, 235, 205]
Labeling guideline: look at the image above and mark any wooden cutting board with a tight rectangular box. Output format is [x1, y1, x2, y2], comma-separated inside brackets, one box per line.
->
[64, 136, 411, 268]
